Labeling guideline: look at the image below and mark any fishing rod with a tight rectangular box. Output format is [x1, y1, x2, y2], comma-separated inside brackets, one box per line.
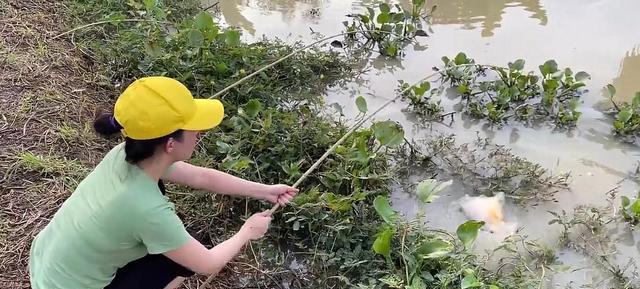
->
[55, 16, 482, 289]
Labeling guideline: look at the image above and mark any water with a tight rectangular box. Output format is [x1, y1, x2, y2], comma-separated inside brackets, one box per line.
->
[209, 0, 640, 286]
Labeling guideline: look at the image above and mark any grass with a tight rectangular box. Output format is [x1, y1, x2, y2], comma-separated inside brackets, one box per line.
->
[0, 1, 112, 287]
[17, 151, 86, 176]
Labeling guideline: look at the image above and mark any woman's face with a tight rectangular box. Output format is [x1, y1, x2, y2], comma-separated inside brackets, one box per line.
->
[167, 130, 201, 161]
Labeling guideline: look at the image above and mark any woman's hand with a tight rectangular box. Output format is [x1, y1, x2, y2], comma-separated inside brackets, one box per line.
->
[240, 211, 272, 240]
[261, 184, 298, 205]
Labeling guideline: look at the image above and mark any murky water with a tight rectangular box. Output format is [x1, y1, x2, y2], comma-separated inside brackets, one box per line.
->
[208, 0, 640, 286]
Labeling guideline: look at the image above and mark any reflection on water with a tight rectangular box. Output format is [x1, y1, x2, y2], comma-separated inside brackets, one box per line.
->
[611, 46, 640, 103]
[214, 0, 548, 38]
[215, 0, 324, 35]
[414, 0, 547, 37]
[216, 0, 256, 35]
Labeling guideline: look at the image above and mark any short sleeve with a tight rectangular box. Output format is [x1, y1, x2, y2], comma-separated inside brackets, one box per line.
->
[137, 203, 191, 254]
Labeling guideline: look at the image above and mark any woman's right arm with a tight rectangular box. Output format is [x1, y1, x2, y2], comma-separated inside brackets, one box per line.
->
[163, 211, 271, 275]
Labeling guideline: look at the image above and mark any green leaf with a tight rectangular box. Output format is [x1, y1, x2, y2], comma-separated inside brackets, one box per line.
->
[606, 84, 617, 97]
[245, 99, 262, 118]
[457, 220, 485, 248]
[390, 12, 404, 23]
[454, 52, 468, 65]
[187, 29, 204, 47]
[631, 199, 640, 216]
[379, 3, 391, 13]
[489, 286, 500, 289]
[406, 276, 427, 289]
[215, 140, 232, 153]
[225, 29, 241, 46]
[385, 44, 398, 56]
[359, 15, 370, 23]
[632, 92, 640, 108]
[575, 71, 590, 82]
[457, 84, 469, 94]
[509, 59, 525, 71]
[418, 239, 453, 258]
[617, 108, 632, 124]
[461, 274, 482, 289]
[372, 226, 394, 258]
[372, 121, 404, 147]
[413, 81, 431, 97]
[377, 12, 390, 24]
[564, 68, 573, 76]
[622, 196, 631, 208]
[373, 196, 397, 224]
[194, 11, 214, 32]
[539, 60, 558, 76]
[416, 179, 452, 203]
[355, 96, 368, 113]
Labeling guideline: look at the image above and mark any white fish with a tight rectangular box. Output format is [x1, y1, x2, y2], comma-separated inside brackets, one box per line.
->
[459, 192, 517, 237]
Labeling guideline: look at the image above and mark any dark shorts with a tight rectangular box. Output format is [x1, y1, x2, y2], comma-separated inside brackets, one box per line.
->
[105, 254, 194, 289]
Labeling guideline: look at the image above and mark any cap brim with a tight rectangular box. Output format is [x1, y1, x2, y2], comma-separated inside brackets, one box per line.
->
[182, 99, 224, 131]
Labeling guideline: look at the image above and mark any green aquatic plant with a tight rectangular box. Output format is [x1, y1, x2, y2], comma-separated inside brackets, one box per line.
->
[606, 84, 640, 136]
[433, 53, 590, 127]
[340, 1, 432, 57]
[620, 192, 640, 225]
[398, 80, 444, 120]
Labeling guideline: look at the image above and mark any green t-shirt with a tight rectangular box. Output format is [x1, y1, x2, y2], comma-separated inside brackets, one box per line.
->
[29, 143, 191, 289]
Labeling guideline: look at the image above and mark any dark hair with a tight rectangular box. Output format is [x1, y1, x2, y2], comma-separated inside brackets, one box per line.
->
[94, 113, 184, 164]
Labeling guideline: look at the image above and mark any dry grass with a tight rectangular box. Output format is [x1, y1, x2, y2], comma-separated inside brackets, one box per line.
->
[0, 1, 113, 287]
[0, 2, 274, 288]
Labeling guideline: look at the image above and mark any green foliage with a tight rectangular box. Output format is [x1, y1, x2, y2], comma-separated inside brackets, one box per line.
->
[373, 120, 405, 148]
[607, 84, 640, 136]
[341, 1, 431, 57]
[398, 80, 444, 120]
[456, 221, 485, 249]
[620, 193, 640, 225]
[367, 192, 499, 289]
[374, 195, 398, 224]
[356, 95, 368, 114]
[436, 53, 590, 126]
[416, 179, 451, 203]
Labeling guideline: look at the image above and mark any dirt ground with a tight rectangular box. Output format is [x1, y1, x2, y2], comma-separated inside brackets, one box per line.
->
[0, 1, 114, 287]
[0, 2, 262, 288]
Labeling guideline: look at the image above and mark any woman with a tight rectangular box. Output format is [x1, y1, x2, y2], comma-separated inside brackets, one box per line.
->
[28, 76, 298, 289]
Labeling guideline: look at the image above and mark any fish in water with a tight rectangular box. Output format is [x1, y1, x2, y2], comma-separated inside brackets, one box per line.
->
[458, 192, 517, 236]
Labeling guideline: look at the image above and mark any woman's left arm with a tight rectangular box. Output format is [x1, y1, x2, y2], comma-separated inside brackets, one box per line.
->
[162, 161, 298, 205]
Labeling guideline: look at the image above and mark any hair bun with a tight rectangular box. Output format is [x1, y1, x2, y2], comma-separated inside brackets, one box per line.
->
[94, 113, 122, 137]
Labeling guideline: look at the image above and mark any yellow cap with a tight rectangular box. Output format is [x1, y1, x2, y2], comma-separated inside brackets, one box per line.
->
[114, 76, 224, 140]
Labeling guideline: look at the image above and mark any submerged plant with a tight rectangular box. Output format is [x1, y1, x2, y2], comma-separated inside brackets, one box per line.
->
[396, 134, 569, 203]
[549, 190, 640, 289]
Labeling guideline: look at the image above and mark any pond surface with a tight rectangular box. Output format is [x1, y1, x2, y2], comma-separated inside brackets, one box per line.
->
[207, 0, 640, 286]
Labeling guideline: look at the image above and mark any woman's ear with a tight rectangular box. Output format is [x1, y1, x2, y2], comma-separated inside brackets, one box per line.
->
[164, 138, 177, 154]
